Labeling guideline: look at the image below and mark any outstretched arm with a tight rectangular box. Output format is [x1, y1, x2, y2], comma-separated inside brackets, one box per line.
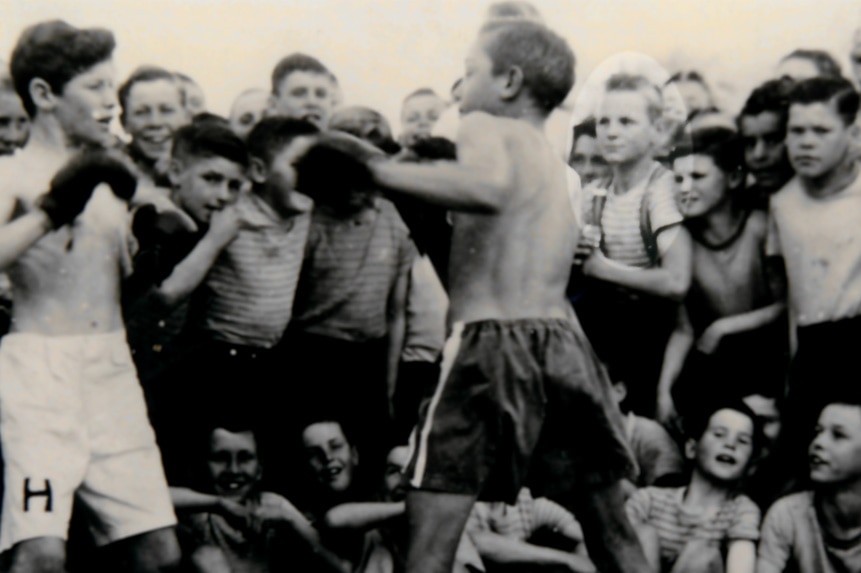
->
[583, 225, 692, 301]
[370, 112, 515, 213]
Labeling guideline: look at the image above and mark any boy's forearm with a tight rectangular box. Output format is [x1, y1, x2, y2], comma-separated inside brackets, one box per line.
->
[708, 302, 786, 337]
[154, 233, 225, 306]
[0, 211, 52, 271]
[169, 487, 223, 513]
[593, 264, 688, 300]
[471, 532, 596, 572]
[371, 160, 507, 213]
[324, 502, 405, 530]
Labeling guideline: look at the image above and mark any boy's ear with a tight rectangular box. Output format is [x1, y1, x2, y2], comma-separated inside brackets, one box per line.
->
[351, 446, 359, 467]
[684, 438, 697, 461]
[248, 157, 268, 185]
[849, 121, 861, 143]
[499, 65, 525, 102]
[167, 158, 182, 188]
[28, 77, 56, 112]
[727, 168, 745, 191]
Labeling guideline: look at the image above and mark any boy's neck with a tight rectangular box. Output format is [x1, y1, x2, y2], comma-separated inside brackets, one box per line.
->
[684, 470, 733, 510]
[29, 114, 78, 155]
[611, 155, 654, 194]
[494, 102, 548, 132]
[255, 184, 307, 218]
[817, 481, 861, 538]
[799, 153, 859, 199]
[694, 200, 744, 245]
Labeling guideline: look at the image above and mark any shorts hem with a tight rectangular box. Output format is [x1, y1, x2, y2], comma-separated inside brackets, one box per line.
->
[93, 515, 178, 547]
[0, 528, 69, 555]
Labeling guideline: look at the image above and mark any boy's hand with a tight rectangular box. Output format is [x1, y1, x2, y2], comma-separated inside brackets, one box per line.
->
[581, 248, 612, 279]
[207, 205, 255, 248]
[40, 151, 138, 229]
[696, 322, 726, 355]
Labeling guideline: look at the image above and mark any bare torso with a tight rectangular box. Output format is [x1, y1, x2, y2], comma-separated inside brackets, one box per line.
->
[447, 118, 578, 324]
[0, 145, 131, 335]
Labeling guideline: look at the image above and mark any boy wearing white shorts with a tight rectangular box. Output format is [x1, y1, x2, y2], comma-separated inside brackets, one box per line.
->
[0, 20, 179, 573]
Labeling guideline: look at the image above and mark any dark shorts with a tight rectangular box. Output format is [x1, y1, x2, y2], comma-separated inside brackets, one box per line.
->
[406, 318, 636, 504]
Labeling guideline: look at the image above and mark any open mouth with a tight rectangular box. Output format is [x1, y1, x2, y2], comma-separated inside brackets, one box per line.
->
[715, 454, 737, 465]
[809, 454, 827, 467]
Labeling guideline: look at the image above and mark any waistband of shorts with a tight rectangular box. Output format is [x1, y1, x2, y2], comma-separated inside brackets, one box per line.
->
[796, 315, 861, 342]
[2, 329, 127, 345]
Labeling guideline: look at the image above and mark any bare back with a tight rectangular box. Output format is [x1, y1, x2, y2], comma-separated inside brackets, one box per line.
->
[447, 114, 578, 323]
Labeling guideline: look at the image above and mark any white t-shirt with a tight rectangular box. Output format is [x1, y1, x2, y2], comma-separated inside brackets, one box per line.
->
[767, 173, 861, 326]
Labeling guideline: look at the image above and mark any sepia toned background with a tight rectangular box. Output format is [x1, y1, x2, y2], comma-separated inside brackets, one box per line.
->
[1, 0, 860, 138]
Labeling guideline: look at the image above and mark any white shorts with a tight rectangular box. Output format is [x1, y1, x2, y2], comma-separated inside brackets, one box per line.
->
[0, 331, 176, 553]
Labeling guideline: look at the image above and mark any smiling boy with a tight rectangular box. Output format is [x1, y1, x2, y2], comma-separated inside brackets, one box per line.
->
[268, 53, 337, 129]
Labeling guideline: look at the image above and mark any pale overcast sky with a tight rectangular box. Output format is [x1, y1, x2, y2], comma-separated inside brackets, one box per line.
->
[1, 0, 860, 135]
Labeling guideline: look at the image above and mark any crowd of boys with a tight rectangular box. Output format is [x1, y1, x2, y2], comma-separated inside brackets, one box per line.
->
[0, 2, 860, 572]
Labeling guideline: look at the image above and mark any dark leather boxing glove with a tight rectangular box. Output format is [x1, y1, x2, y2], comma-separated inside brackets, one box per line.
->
[40, 151, 137, 229]
[410, 136, 457, 161]
[294, 132, 385, 199]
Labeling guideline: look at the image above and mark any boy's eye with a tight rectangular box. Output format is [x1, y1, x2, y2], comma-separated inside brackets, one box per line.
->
[674, 175, 684, 184]
[290, 87, 308, 98]
[597, 117, 609, 126]
[593, 156, 608, 166]
[813, 127, 830, 135]
[315, 88, 329, 99]
[203, 173, 224, 184]
[228, 179, 244, 193]
[158, 104, 177, 115]
[789, 127, 804, 135]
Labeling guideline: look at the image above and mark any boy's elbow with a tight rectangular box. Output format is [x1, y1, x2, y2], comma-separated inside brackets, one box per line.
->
[663, 274, 690, 302]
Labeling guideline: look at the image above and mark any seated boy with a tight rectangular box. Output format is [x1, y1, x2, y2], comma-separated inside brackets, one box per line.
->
[766, 76, 861, 465]
[465, 487, 593, 573]
[118, 65, 191, 188]
[172, 419, 341, 573]
[626, 401, 763, 573]
[325, 443, 484, 573]
[757, 392, 861, 573]
[318, 19, 651, 573]
[0, 64, 29, 156]
[268, 53, 338, 129]
[736, 78, 795, 210]
[0, 19, 179, 572]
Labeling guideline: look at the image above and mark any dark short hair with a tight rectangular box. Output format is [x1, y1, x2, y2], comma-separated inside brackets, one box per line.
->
[118, 65, 183, 121]
[246, 116, 319, 165]
[573, 116, 597, 142]
[666, 70, 708, 87]
[669, 126, 744, 176]
[684, 398, 765, 461]
[171, 122, 249, 168]
[271, 53, 334, 94]
[10, 20, 116, 117]
[480, 20, 575, 115]
[788, 76, 860, 126]
[782, 48, 843, 79]
[737, 77, 795, 136]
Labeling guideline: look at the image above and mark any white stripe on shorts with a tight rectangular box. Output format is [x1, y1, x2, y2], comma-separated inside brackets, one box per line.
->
[410, 321, 465, 488]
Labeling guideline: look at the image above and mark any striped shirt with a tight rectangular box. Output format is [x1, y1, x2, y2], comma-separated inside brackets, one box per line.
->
[626, 486, 761, 571]
[466, 488, 581, 542]
[291, 198, 416, 342]
[586, 163, 682, 268]
[194, 192, 312, 348]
